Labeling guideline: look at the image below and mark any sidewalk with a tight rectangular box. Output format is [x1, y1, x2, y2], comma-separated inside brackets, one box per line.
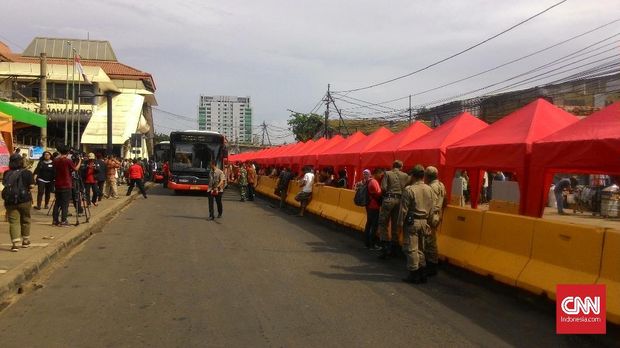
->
[0, 182, 155, 304]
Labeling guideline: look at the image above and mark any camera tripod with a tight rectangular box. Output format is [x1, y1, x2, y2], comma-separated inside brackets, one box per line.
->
[46, 176, 92, 225]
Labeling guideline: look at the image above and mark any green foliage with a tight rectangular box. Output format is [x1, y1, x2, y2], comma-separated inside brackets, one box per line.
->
[287, 112, 324, 142]
[153, 132, 170, 143]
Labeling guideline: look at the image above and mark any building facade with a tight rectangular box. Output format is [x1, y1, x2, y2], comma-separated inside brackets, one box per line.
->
[198, 95, 252, 143]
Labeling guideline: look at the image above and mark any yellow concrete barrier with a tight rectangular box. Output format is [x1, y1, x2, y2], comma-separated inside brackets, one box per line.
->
[286, 182, 301, 208]
[337, 189, 366, 232]
[467, 211, 535, 286]
[437, 206, 484, 267]
[488, 200, 519, 215]
[598, 229, 620, 325]
[306, 185, 323, 215]
[517, 220, 604, 299]
[255, 176, 267, 194]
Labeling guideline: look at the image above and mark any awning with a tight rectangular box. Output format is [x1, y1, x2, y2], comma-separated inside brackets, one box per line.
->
[0, 100, 47, 128]
[81, 93, 145, 145]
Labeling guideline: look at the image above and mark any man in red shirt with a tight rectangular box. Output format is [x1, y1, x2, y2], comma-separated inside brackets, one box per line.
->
[80, 153, 102, 207]
[126, 159, 147, 198]
[52, 145, 81, 226]
[363, 169, 383, 250]
[162, 161, 170, 188]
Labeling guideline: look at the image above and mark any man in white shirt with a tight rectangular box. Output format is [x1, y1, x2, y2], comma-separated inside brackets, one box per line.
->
[295, 166, 315, 217]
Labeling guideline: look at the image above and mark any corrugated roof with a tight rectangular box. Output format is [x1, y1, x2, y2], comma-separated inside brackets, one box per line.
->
[22, 37, 117, 61]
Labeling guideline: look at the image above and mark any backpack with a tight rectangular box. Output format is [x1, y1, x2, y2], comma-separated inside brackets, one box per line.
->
[354, 182, 370, 207]
[2, 170, 30, 205]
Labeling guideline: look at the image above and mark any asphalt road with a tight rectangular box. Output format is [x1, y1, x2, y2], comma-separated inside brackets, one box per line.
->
[0, 186, 617, 347]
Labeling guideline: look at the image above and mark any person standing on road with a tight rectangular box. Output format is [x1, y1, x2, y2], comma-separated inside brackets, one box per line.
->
[162, 160, 170, 188]
[33, 151, 55, 210]
[246, 162, 257, 201]
[52, 145, 81, 227]
[95, 153, 107, 202]
[295, 166, 314, 217]
[3, 154, 35, 252]
[360, 168, 382, 250]
[276, 167, 293, 209]
[425, 166, 446, 277]
[399, 165, 434, 284]
[554, 176, 577, 215]
[126, 159, 147, 198]
[207, 161, 225, 220]
[80, 153, 102, 207]
[104, 155, 121, 199]
[377, 160, 409, 259]
[238, 162, 248, 202]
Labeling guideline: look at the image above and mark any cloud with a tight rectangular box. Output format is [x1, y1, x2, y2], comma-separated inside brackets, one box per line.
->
[2, 0, 619, 143]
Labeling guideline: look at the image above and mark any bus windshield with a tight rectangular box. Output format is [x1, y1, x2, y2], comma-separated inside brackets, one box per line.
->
[172, 143, 212, 172]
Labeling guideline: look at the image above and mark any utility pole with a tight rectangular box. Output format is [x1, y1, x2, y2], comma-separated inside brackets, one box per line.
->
[260, 121, 271, 146]
[408, 95, 412, 124]
[324, 84, 330, 138]
[39, 53, 48, 148]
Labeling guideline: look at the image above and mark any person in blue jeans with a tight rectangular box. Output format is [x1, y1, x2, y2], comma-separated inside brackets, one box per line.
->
[359, 168, 382, 249]
[554, 177, 577, 214]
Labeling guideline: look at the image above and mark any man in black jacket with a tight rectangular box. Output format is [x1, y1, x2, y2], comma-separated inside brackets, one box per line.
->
[95, 153, 107, 202]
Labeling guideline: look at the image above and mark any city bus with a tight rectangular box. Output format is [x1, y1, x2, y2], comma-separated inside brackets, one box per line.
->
[167, 130, 227, 192]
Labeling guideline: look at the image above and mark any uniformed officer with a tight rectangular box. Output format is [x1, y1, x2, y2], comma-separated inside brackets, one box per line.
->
[425, 166, 446, 277]
[399, 165, 434, 284]
[238, 162, 248, 202]
[377, 160, 410, 259]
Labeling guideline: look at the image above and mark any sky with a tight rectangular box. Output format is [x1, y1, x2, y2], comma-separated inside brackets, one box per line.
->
[2, 0, 619, 143]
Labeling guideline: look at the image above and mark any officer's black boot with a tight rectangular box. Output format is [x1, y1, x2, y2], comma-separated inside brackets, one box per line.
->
[377, 242, 390, 260]
[402, 268, 427, 284]
[426, 262, 438, 277]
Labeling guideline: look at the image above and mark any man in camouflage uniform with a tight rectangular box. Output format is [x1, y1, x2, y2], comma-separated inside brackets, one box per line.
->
[399, 165, 434, 284]
[425, 166, 446, 277]
[377, 160, 410, 259]
[238, 162, 248, 202]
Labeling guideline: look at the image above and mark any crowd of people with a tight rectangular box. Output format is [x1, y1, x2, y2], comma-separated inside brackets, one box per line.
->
[2, 145, 151, 252]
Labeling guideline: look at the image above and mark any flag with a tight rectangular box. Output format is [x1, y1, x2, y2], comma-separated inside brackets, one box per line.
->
[74, 54, 91, 84]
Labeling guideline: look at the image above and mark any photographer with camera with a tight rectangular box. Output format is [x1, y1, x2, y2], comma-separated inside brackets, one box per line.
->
[80, 153, 102, 207]
[52, 145, 82, 227]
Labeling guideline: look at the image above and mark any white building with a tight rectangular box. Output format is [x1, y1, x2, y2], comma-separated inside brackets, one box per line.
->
[198, 95, 252, 143]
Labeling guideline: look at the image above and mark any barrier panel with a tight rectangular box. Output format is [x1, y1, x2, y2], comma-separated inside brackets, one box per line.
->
[517, 220, 604, 299]
[598, 229, 620, 324]
[306, 185, 323, 215]
[255, 176, 267, 195]
[437, 206, 484, 267]
[336, 189, 366, 232]
[467, 211, 535, 286]
[286, 182, 301, 208]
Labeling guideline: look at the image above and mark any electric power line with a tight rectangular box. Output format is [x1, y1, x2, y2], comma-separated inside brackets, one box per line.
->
[335, 0, 569, 93]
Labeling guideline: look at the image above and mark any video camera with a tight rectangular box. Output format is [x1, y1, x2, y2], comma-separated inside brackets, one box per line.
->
[68, 148, 85, 164]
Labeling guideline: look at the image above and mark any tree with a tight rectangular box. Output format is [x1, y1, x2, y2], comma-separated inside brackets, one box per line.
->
[287, 112, 324, 142]
[153, 132, 170, 143]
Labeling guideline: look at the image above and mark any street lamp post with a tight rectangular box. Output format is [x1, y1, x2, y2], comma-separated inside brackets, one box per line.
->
[79, 90, 115, 155]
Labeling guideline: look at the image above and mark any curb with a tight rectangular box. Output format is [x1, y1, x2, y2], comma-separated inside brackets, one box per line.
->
[0, 182, 156, 305]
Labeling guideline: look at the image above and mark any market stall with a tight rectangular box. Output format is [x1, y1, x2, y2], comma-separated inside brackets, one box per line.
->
[526, 102, 620, 217]
[360, 121, 431, 170]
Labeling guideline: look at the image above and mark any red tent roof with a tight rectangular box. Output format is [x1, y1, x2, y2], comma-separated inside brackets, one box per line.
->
[446, 99, 579, 170]
[396, 112, 488, 168]
[526, 102, 620, 216]
[276, 140, 315, 165]
[317, 131, 366, 166]
[445, 98, 579, 214]
[332, 127, 394, 168]
[288, 137, 327, 166]
[361, 122, 432, 169]
[300, 135, 345, 167]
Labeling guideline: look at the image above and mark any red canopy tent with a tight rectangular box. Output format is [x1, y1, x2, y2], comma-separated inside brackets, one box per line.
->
[360, 122, 432, 170]
[445, 98, 579, 214]
[395, 113, 488, 183]
[254, 145, 289, 166]
[317, 131, 367, 167]
[288, 137, 327, 168]
[269, 142, 305, 166]
[300, 135, 345, 168]
[276, 140, 315, 166]
[526, 102, 620, 217]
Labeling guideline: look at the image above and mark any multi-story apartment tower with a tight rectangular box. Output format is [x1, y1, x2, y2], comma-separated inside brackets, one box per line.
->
[198, 95, 252, 143]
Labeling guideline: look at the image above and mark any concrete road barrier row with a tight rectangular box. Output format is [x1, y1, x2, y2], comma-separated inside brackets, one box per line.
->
[255, 176, 618, 324]
[437, 205, 619, 324]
